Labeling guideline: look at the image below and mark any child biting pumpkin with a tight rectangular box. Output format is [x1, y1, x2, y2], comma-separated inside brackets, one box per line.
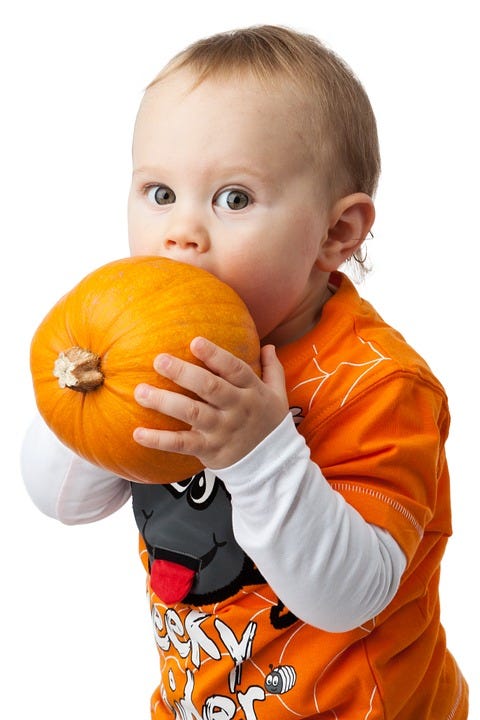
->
[29, 256, 261, 484]
[23, 25, 469, 719]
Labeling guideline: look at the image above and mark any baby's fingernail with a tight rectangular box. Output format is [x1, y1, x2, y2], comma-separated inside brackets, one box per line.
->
[191, 337, 207, 353]
[135, 384, 149, 400]
[155, 354, 171, 371]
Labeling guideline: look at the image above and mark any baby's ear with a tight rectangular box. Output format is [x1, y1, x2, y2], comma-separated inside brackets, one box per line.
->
[316, 193, 375, 271]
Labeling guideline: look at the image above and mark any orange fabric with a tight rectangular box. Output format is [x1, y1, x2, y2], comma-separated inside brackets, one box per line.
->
[140, 272, 468, 719]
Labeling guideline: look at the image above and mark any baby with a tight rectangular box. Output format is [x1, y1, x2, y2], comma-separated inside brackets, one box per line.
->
[23, 25, 468, 719]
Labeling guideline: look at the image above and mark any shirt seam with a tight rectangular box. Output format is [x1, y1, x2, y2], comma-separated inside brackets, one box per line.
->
[329, 481, 424, 539]
[446, 661, 465, 720]
[302, 368, 447, 434]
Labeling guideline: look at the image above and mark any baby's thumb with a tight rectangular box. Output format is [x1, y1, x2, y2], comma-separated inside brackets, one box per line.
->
[260, 344, 286, 391]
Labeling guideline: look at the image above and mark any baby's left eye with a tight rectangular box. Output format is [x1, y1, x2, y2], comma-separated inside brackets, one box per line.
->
[215, 189, 250, 210]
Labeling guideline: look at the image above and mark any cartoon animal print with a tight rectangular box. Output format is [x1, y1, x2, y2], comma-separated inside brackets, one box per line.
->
[265, 664, 297, 695]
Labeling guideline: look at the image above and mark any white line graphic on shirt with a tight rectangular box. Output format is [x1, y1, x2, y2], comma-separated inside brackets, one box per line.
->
[364, 685, 377, 720]
[291, 337, 391, 412]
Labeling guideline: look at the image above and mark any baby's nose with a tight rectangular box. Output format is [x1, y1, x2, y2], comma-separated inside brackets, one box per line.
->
[164, 215, 210, 253]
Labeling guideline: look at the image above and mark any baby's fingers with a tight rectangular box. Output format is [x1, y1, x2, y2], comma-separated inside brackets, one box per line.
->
[152, 350, 229, 408]
[189, 336, 258, 388]
[133, 425, 203, 457]
[134, 384, 204, 427]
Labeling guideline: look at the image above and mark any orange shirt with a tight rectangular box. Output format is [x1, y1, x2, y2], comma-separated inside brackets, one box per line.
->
[140, 272, 468, 719]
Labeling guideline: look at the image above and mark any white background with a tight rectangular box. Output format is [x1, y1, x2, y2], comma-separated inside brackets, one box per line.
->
[1, 0, 478, 717]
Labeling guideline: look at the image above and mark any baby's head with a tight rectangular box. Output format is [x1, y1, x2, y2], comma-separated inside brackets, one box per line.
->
[128, 26, 379, 344]
[147, 25, 380, 204]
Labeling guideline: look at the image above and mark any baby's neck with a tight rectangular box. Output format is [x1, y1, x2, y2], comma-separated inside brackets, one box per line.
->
[263, 275, 333, 347]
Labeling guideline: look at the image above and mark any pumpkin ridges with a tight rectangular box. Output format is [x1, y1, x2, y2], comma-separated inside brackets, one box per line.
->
[63, 263, 252, 365]
[43, 373, 201, 482]
[67, 270, 242, 362]
[83, 385, 202, 481]
[30, 256, 260, 484]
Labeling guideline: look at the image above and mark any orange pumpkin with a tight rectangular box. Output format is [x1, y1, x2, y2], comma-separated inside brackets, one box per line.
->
[30, 256, 261, 484]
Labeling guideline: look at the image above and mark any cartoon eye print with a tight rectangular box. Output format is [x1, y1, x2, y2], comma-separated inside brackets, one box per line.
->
[131, 468, 265, 603]
[290, 406, 304, 426]
[168, 470, 218, 509]
[265, 664, 297, 695]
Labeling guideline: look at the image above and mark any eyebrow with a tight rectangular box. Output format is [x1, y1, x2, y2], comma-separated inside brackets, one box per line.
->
[132, 166, 162, 176]
[132, 164, 271, 183]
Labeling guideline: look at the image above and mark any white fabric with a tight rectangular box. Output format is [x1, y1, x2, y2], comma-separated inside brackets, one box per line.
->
[21, 413, 130, 524]
[22, 412, 405, 631]
[217, 413, 406, 632]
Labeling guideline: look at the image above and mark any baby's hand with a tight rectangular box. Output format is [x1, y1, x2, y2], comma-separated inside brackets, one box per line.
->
[133, 337, 289, 469]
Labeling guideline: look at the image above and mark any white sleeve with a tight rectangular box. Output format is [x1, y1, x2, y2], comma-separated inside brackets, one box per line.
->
[217, 413, 407, 633]
[21, 413, 131, 525]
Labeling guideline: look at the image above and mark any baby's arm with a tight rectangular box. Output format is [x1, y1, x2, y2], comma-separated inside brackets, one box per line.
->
[218, 413, 406, 632]
[22, 413, 131, 524]
[133, 339, 405, 631]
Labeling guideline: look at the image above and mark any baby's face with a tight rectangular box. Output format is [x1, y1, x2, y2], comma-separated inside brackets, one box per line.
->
[128, 70, 331, 345]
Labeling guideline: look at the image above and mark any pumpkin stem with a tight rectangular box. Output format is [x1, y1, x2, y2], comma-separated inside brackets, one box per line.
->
[53, 347, 104, 392]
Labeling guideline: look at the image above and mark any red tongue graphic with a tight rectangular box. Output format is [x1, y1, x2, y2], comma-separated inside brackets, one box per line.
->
[150, 559, 196, 604]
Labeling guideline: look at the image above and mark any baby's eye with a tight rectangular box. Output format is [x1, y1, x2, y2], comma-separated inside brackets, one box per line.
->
[215, 189, 250, 210]
[146, 185, 176, 205]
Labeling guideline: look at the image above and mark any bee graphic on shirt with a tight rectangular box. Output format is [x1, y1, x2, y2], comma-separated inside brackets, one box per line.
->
[265, 664, 297, 695]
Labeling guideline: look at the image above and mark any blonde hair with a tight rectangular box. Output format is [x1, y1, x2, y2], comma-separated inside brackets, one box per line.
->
[148, 25, 381, 203]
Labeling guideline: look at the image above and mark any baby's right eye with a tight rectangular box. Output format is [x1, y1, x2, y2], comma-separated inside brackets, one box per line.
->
[146, 185, 176, 205]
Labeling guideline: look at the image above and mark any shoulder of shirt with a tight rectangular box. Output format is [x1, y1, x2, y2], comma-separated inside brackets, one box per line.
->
[278, 272, 448, 426]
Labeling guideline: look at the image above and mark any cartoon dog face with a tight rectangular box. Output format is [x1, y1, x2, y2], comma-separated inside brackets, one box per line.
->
[131, 470, 264, 604]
